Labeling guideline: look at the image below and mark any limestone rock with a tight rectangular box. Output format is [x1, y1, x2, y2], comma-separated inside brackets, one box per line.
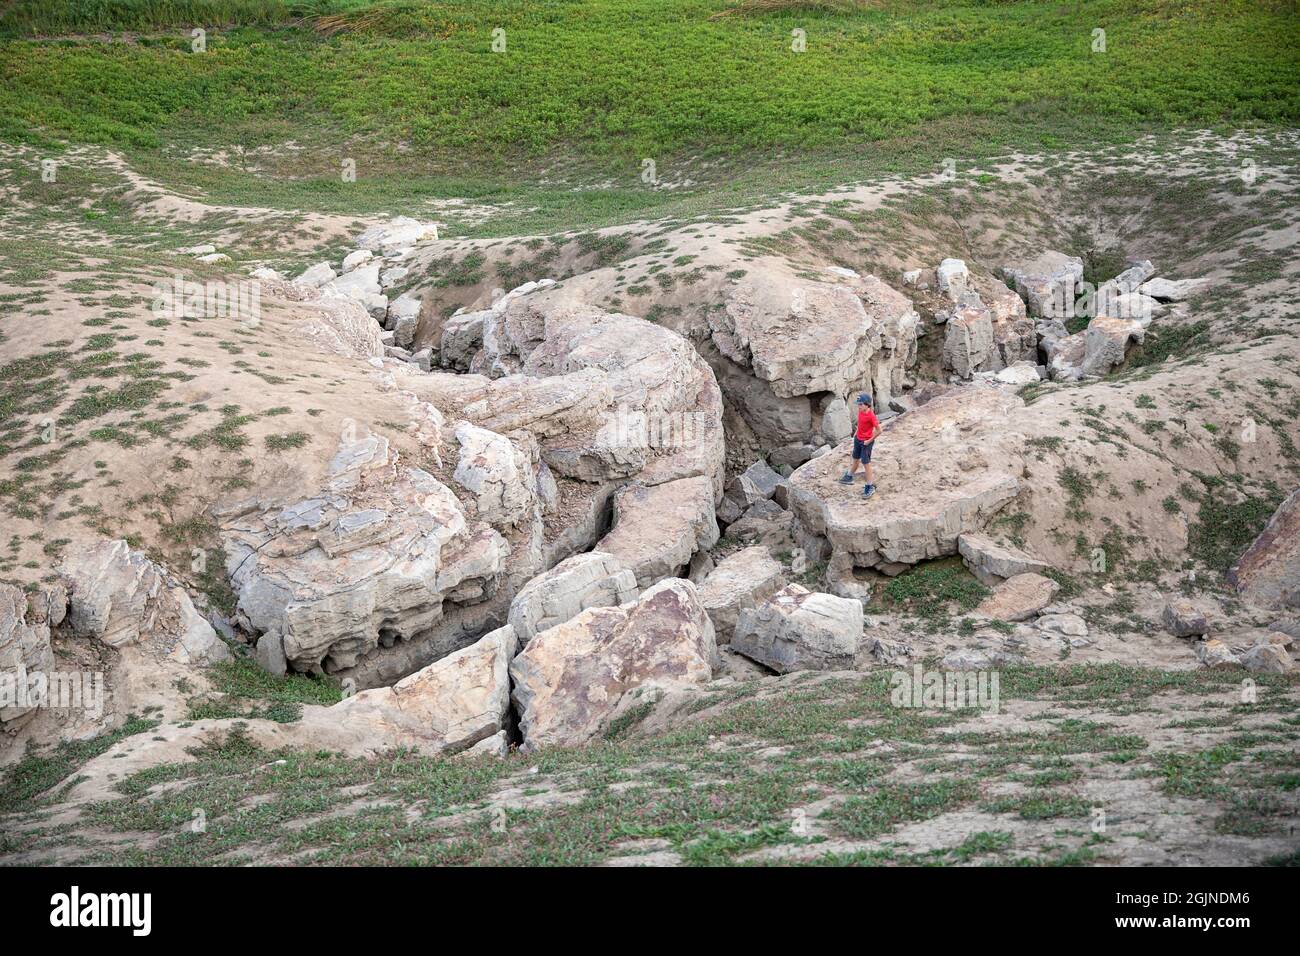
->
[697, 546, 787, 644]
[974, 572, 1059, 622]
[1080, 315, 1144, 377]
[1001, 251, 1083, 318]
[958, 532, 1048, 585]
[507, 551, 638, 645]
[732, 583, 862, 673]
[305, 624, 515, 755]
[452, 422, 537, 530]
[936, 258, 969, 299]
[253, 630, 287, 678]
[942, 302, 994, 378]
[1138, 277, 1209, 301]
[1227, 488, 1300, 610]
[596, 477, 720, 588]
[1162, 600, 1208, 638]
[510, 579, 717, 750]
[787, 386, 1026, 573]
[1239, 642, 1293, 674]
[0, 583, 64, 724]
[61, 540, 229, 665]
[223, 427, 509, 677]
[1195, 638, 1240, 670]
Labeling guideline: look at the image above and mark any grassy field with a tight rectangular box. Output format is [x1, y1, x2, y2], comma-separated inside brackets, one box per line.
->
[3, 663, 1297, 865]
[1, 0, 1296, 227]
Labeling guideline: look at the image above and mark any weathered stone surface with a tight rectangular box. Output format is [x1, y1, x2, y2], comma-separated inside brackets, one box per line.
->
[297, 624, 515, 756]
[1138, 277, 1209, 301]
[61, 540, 229, 665]
[354, 216, 439, 253]
[822, 398, 852, 442]
[457, 298, 725, 495]
[223, 427, 509, 677]
[974, 572, 1059, 622]
[697, 546, 787, 644]
[936, 258, 969, 298]
[957, 532, 1048, 585]
[1196, 638, 1240, 669]
[788, 386, 1026, 572]
[1227, 488, 1300, 610]
[1080, 315, 1145, 377]
[942, 302, 994, 378]
[726, 499, 795, 547]
[294, 261, 336, 289]
[1001, 251, 1083, 318]
[440, 310, 487, 371]
[0, 583, 64, 723]
[732, 583, 862, 673]
[1035, 613, 1088, 638]
[507, 551, 638, 645]
[1239, 642, 1293, 674]
[709, 264, 919, 437]
[1162, 600, 1208, 638]
[253, 630, 287, 678]
[596, 477, 720, 587]
[452, 422, 537, 530]
[510, 579, 716, 750]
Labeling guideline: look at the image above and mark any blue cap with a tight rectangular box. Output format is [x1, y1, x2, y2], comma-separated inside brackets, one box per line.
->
[856, 393, 872, 405]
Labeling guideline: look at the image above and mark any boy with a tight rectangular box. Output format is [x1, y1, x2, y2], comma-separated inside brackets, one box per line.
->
[838, 393, 880, 499]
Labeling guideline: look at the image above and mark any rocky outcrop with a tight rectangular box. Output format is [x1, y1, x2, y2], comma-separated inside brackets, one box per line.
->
[510, 579, 717, 750]
[708, 263, 919, 444]
[787, 386, 1026, 573]
[1162, 600, 1209, 638]
[958, 533, 1049, 585]
[299, 624, 516, 755]
[732, 584, 862, 673]
[596, 477, 720, 587]
[222, 426, 511, 682]
[697, 546, 787, 644]
[0, 583, 65, 725]
[974, 572, 1060, 622]
[61, 540, 228, 665]
[1227, 489, 1300, 610]
[1001, 251, 1083, 318]
[506, 551, 638, 645]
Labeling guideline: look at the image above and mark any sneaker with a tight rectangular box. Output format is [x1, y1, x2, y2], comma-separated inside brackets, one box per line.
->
[862, 484, 876, 499]
[838, 473, 855, 484]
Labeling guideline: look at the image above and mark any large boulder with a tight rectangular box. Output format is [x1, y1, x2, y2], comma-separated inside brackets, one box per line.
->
[1001, 251, 1083, 318]
[709, 264, 919, 442]
[957, 532, 1049, 585]
[787, 386, 1026, 573]
[1227, 489, 1300, 610]
[942, 302, 995, 378]
[301, 624, 516, 755]
[974, 572, 1060, 622]
[1080, 315, 1145, 377]
[697, 546, 787, 644]
[60, 540, 228, 665]
[0, 583, 65, 725]
[506, 551, 638, 644]
[732, 583, 863, 673]
[596, 476, 720, 587]
[510, 579, 717, 750]
[223, 426, 510, 680]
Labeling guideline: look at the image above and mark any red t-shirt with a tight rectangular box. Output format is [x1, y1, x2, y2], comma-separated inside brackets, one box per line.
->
[856, 407, 878, 441]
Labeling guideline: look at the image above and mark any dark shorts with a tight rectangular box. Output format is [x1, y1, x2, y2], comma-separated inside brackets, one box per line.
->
[852, 438, 875, 463]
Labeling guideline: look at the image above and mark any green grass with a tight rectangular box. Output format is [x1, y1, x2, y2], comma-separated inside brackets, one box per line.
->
[1, 0, 1296, 231]
[4, 662, 1294, 865]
